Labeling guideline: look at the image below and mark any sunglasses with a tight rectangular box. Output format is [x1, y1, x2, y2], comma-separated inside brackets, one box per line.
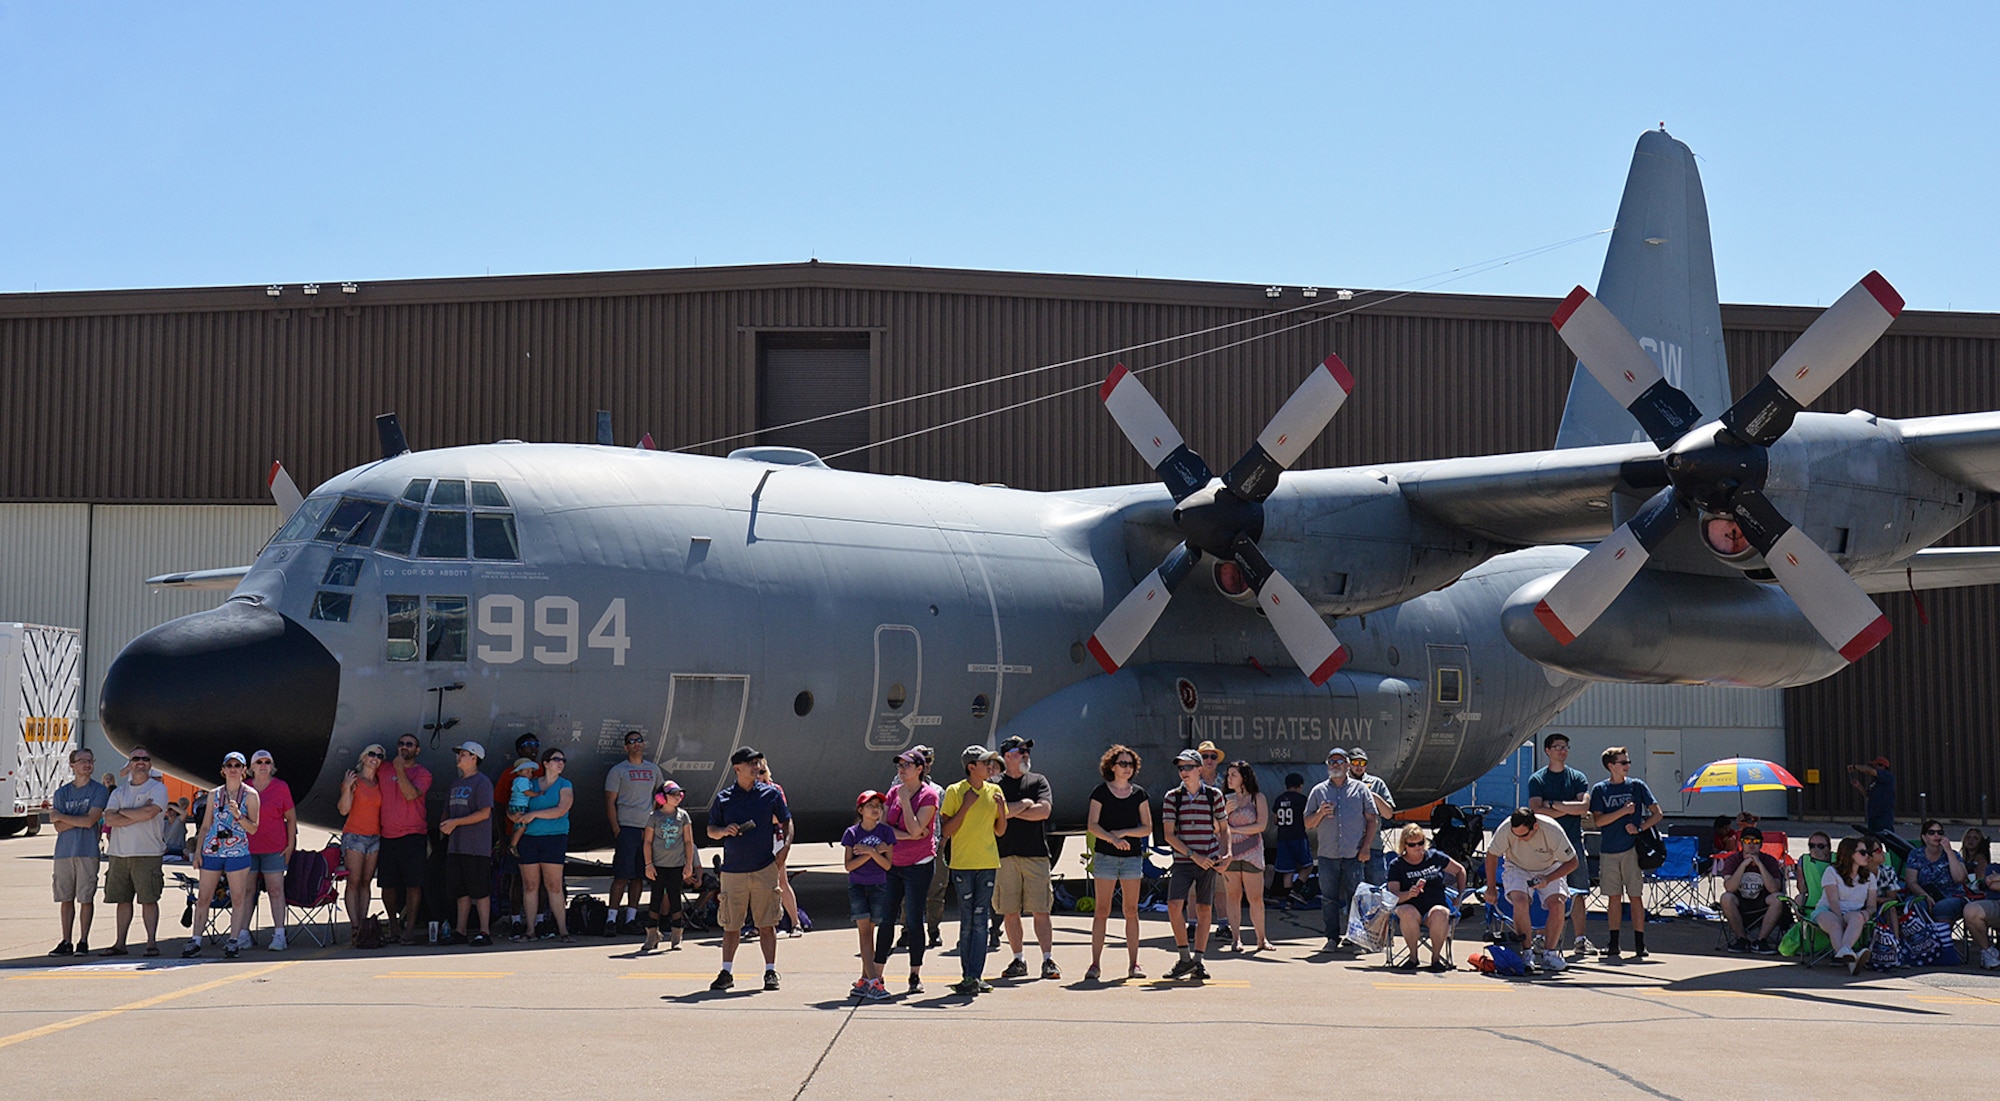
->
[1924, 829, 1945, 836]
[222, 762, 245, 769]
[546, 756, 565, 764]
[1402, 841, 1424, 849]
[624, 739, 644, 746]
[1808, 843, 1830, 850]
[1743, 839, 1763, 846]
[1610, 758, 1631, 765]
[1200, 754, 1222, 762]
[129, 756, 151, 763]
[363, 751, 384, 759]
[1177, 764, 1199, 772]
[1115, 759, 1137, 768]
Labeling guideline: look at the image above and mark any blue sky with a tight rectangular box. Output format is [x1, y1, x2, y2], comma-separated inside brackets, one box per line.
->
[4, 3, 1996, 310]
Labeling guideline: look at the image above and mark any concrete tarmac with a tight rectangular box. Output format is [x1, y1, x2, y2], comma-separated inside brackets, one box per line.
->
[3, 830, 1997, 1098]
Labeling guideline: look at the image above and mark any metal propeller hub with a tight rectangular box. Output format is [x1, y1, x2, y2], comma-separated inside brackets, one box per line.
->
[1171, 484, 1263, 556]
[1663, 425, 1767, 515]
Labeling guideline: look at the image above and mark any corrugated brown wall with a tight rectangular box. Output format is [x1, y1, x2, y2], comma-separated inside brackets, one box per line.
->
[4, 262, 1999, 817]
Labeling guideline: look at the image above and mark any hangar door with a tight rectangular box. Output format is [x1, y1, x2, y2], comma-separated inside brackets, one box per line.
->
[758, 332, 872, 470]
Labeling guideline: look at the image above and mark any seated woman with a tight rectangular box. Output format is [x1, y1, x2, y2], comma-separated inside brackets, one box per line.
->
[1815, 836, 1878, 975]
[1720, 826, 1787, 953]
[1959, 827, 1990, 882]
[1903, 818, 1969, 923]
[1384, 824, 1465, 972]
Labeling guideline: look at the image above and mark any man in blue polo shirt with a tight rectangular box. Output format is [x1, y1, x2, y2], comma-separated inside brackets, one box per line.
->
[706, 746, 791, 992]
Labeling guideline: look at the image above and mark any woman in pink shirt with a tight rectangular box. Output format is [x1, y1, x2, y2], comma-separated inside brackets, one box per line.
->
[247, 750, 297, 951]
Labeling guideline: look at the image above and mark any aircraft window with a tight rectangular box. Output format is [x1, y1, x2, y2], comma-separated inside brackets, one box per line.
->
[273, 496, 336, 543]
[470, 481, 509, 508]
[315, 497, 387, 546]
[386, 595, 420, 662]
[886, 683, 907, 710]
[426, 596, 469, 662]
[471, 513, 520, 560]
[794, 691, 814, 717]
[377, 504, 422, 557]
[401, 479, 431, 503]
[418, 510, 468, 558]
[430, 480, 468, 507]
[322, 558, 363, 587]
[309, 591, 352, 623]
[1436, 667, 1464, 705]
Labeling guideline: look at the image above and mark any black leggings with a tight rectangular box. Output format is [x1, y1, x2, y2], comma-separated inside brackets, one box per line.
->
[874, 861, 935, 968]
[646, 874, 686, 929]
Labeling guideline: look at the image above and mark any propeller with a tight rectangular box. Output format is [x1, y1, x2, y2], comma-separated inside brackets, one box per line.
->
[1535, 272, 1904, 662]
[1088, 356, 1355, 684]
[267, 461, 304, 524]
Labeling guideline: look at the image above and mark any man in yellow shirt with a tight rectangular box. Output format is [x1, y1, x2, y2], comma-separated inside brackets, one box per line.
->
[941, 745, 1008, 995]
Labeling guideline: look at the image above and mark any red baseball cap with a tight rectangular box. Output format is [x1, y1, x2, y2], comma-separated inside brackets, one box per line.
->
[856, 790, 886, 808]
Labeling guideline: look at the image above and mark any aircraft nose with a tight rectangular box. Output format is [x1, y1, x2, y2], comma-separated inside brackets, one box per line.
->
[100, 599, 339, 786]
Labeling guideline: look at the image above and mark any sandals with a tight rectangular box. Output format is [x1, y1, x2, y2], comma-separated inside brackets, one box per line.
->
[1127, 965, 1146, 980]
[1084, 964, 1101, 982]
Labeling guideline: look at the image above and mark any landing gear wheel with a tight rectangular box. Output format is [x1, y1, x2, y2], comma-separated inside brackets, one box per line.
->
[0, 816, 28, 839]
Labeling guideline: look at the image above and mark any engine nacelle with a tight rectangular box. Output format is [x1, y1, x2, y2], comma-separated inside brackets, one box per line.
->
[1501, 569, 1848, 688]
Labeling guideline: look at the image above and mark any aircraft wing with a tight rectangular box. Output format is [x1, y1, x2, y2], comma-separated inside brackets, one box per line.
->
[1900, 411, 2000, 495]
[1386, 441, 1661, 545]
[145, 566, 251, 590]
[1859, 548, 2000, 594]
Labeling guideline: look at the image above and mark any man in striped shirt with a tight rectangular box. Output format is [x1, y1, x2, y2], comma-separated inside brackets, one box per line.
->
[1163, 749, 1229, 981]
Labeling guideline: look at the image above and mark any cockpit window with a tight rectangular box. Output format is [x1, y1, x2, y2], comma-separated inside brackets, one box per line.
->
[429, 480, 467, 507]
[426, 596, 468, 662]
[315, 498, 387, 546]
[401, 479, 430, 503]
[418, 510, 468, 558]
[471, 481, 509, 508]
[472, 513, 519, 560]
[322, 558, 362, 587]
[377, 503, 422, 557]
[385, 595, 419, 662]
[273, 496, 336, 544]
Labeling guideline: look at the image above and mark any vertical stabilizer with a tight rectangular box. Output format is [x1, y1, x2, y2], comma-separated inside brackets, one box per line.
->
[1554, 130, 1731, 449]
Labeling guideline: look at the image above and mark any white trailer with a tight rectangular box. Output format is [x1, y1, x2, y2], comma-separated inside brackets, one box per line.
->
[0, 623, 83, 838]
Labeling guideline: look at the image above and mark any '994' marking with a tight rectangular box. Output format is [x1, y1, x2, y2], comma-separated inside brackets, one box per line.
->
[477, 595, 630, 666]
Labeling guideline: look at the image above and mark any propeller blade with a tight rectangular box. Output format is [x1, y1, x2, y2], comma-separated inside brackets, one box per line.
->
[1222, 536, 1347, 684]
[637, 432, 656, 451]
[1551, 287, 1704, 450]
[1085, 543, 1202, 674]
[1533, 486, 1684, 645]
[1721, 272, 1905, 446]
[1100, 364, 1213, 501]
[1222, 354, 1355, 501]
[266, 461, 304, 524]
[1728, 491, 1891, 662]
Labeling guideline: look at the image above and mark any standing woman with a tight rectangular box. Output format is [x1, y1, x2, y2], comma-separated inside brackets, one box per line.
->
[510, 747, 574, 942]
[874, 747, 941, 994]
[1814, 836, 1878, 974]
[183, 752, 261, 958]
[756, 759, 805, 935]
[336, 744, 386, 945]
[1085, 745, 1152, 982]
[245, 750, 297, 951]
[1219, 761, 1273, 952]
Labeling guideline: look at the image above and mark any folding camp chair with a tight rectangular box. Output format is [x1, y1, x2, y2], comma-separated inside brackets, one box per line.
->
[173, 871, 259, 943]
[283, 844, 344, 947]
[1646, 836, 1704, 914]
[1667, 824, 1718, 905]
[1484, 857, 1579, 949]
[1385, 887, 1469, 969]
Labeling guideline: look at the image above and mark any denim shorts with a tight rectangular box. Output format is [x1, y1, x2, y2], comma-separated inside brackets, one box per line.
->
[517, 832, 568, 867]
[848, 881, 892, 924]
[341, 832, 381, 856]
[203, 853, 252, 874]
[250, 851, 287, 875]
[1094, 853, 1145, 881]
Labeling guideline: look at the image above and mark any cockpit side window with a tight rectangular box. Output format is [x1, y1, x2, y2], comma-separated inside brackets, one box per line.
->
[426, 596, 468, 662]
[377, 503, 422, 557]
[315, 498, 387, 546]
[472, 513, 519, 560]
[273, 496, 336, 544]
[418, 510, 468, 558]
[401, 479, 431, 503]
[386, 595, 419, 662]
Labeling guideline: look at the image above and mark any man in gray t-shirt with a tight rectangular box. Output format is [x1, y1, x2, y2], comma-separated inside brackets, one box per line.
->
[603, 732, 661, 934]
[1304, 748, 1378, 952]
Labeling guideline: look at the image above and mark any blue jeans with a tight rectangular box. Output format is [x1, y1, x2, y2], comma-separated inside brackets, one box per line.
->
[1363, 851, 1389, 887]
[1318, 856, 1364, 942]
[873, 862, 934, 968]
[954, 868, 996, 981]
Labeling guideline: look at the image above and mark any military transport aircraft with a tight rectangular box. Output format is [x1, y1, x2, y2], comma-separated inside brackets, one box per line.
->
[100, 130, 2000, 846]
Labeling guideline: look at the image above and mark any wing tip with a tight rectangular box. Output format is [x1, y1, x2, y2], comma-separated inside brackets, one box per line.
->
[1837, 614, 1892, 663]
[1861, 271, 1905, 319]
[1099, 363, 1130, 403]
[1085, 636, 1120, 675]
[1551, 286, 1591, 329]
[1534, 600, 1578, 646]
[1307, 645, 1350, 686]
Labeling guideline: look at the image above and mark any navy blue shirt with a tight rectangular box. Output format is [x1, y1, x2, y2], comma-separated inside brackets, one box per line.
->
[709, 780, 790, 874]
[1588, 778, 1656, 855]
[1528, 766, 1591, 851]
[1865, 768, 1896, 832]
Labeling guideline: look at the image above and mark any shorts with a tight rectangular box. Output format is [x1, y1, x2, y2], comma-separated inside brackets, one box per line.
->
[53, 857, 101, 903]
[1729, 891, 1770, 927]
[342, 832, 381, 856]
[203, 853, 252, 874]
[1501, 861, 1569, 905]
[105, 855, 165, 905]
[1273, 836, 1313, 874]
[516, 832, 567, 867]
[445, 854, 493, 900]
[848, 881, 893, 924]
[1167, 863, 1218, 906]
[377, 834, 429, 888]
[250, 851, 287, 875]
[611, 826, 646, 880]
[995, 855, 1053, 914]
[1093, 852, 1144, 881]
[1598, 848, 1643, 898]
[1227, 859, 1262, 875]
[1566, 863, 1592, 892]
[720, 863, 784, 929]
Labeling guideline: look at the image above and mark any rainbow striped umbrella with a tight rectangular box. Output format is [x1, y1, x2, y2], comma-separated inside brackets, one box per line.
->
[1680, 757, 1803, 793]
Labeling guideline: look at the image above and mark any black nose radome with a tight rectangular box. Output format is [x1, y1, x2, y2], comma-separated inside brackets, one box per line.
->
[100, 599, 339, 787]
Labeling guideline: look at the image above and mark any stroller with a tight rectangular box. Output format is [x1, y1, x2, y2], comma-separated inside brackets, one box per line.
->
[1429, 802, 1492, 890]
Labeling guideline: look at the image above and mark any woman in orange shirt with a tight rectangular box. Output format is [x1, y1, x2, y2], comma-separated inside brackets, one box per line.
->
[336, 744, 386, 945]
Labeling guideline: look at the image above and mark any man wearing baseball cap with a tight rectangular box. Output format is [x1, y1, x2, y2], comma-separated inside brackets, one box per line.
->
[995, 736, 1059, 981]
[1305, 748, 1378, 952]
[1346, 748, 1397, 886]
[706, 746, 791, 992]
[1163, 748, 1228, 980]
[439, 741, 495, 946]
[941, 744, 1008, 994]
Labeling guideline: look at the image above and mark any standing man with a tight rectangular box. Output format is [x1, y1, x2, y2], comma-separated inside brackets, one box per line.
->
[439, 741, 495, 946]
[994, 736, 1059, 981]
[1193, 741, 1228, 944]
[941, 745, 1007, 995]
[49, 747, 108, 956]
[100, 746, 169, 956]
[604, 731, 659, 935]
[1348, 748, 1397, 886]
[1304, 747, 1377, 953]
[378, 734, 433, 946]
[1527, 732, 1595, 957]
[1588, 745, 1663, 960]
[1163, 748, 1228, 980]
[1849, 756, 1897, 842]
[1483, 808, 1580, 972]
[707, 746, 790, 992]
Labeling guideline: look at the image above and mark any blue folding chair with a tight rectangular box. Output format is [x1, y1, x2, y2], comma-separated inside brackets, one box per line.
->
[1484, 857, 1577, 943]
[1646, 835, 1704, 914]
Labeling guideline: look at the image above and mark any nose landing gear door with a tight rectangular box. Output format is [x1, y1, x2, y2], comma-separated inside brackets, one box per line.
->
[866, 625, 932, 752]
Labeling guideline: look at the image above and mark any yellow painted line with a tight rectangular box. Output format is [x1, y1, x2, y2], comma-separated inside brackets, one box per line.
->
[1372, 982, 1511, 991]
[377, 971, 513, 979]
[0, 961, 295, 1052]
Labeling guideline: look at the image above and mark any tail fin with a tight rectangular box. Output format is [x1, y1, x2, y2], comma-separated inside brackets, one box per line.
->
[1554, 130, 1732, 449]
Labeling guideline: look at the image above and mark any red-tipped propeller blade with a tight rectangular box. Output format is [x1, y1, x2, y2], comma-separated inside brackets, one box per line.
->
[1728, 491, 1891, 662]
[267, 461, 304, 524]
[1085, 544, 1201, 675]
[1533, 487, 1683, 645]
[1255, 569, 1349, 685]
[1722, 271, 1905, 446]
[1222, 354, 1355, 501]
[1551, 286, 1704, 450]
[1100, 364, 1213, 501]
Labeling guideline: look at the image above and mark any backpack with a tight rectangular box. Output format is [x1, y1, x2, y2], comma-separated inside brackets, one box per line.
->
[284, 848, 334, 907]
[1634, 827, 1668, 871]
[1898, 899, 1959, 967]
[353, 916, 384, 950]
[1868, 903, 1902, 970]
[1483, 943, 1528, 976]
[569, 894, 610, 936]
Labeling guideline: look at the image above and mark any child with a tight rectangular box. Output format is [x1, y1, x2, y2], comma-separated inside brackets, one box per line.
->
[1270, 773, 1310, 906]
[163, 797, 192, 862]
[641, 780, 697, 951]
[506, 773, 536, 855]
[843, 790, 896, 1000]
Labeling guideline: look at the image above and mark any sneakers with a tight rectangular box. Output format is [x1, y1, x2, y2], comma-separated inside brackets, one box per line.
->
[1981, 946, 2000, 970]
[48, 941, 73, 957]
[949, 979, 982, 996]
[1000, 958, 1029, 979]
[927, 926, 942, 948]
[1188, 959, 1208, 981]
[269, 929, 287, 952]
[763, 969, 781, 991]
[710, 969, 735, 991]
[1397, 955, 1421, 971]
[865, 977, 890, 1001]
[1753, 938, 1777, 956]
[976, 978, 994, 993]
[1040, 958, 1061, 981]
[1428, 959, 1452, 973]
[1573, 936, 1595, 956]
[224, 940, 240, 959]
[1538, 949, 1568, 972]
[75, 939, 89, 954]
[181, 940, 203, 958]
[988, 927, 1003, 951]
[469, 933, 492, 947]
[1631, 944, 1650, 960]
[852, 978, 871, 999]
[643, 927, 661, 952]
[1166, 957, 1196, 980]
[1322, 937, 1343, 954]
[1603, 945, 1622, 960]
[908, 974, 925, 995]
[1728, 937, 1752, 953]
